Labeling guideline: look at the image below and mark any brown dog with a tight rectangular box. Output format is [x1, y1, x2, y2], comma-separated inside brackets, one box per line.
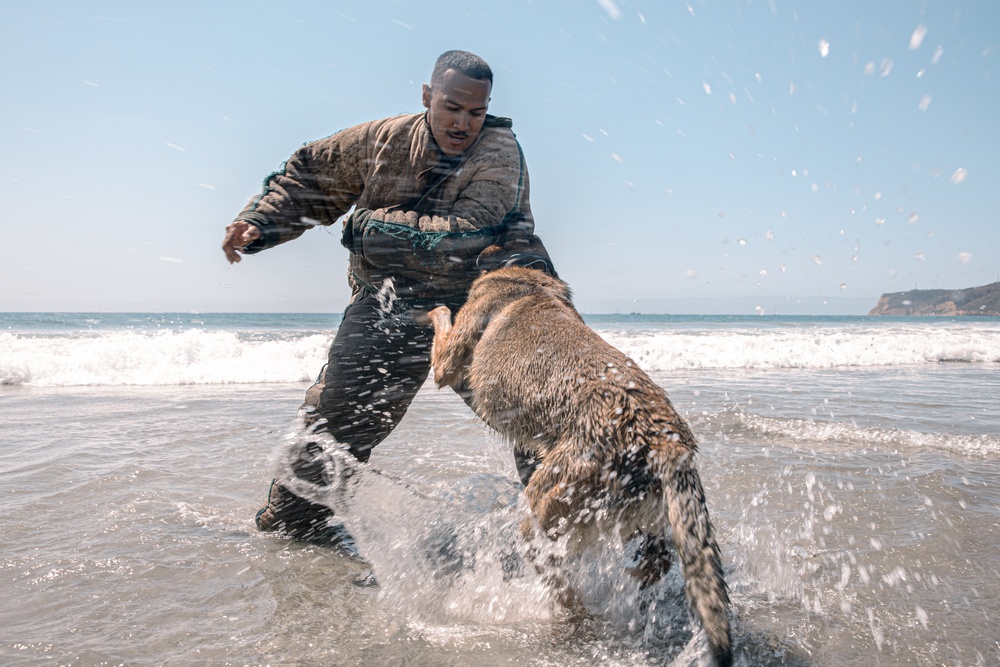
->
[428, 267, 731, 667]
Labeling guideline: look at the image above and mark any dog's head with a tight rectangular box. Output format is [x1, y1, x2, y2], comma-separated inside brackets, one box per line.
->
[471, 266, 574, 311]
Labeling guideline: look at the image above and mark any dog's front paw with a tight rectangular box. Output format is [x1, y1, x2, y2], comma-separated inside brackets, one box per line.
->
[428, 306, 453, 333]
[429, 306, 456, 387]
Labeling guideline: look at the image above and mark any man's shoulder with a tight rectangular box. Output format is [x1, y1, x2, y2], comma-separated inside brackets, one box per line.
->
[312, 112, 422, 148]
[363, 112, 424, 134]
[473, 117, 521, 159]
[484, 114, 513, 129]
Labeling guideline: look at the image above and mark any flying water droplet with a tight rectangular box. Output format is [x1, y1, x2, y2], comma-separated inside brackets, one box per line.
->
[597, 0, 622, 20]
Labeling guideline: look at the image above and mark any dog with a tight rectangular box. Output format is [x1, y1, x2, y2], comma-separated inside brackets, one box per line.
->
[428, 266, 731, 667]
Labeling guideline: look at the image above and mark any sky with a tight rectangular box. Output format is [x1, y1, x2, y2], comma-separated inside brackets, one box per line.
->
[2, 0, 997, 315]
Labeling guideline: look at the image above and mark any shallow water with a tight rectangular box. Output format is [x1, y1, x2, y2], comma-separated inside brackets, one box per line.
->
[3, 314, 999, 665]
[3, 357, 999, 666]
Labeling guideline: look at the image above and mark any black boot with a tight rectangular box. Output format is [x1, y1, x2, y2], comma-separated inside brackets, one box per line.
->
[254, 480, 359, 550]
[254, 439, 357, 550]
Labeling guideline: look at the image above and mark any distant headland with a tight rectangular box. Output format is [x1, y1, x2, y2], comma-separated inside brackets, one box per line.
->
[868, 281, 1000, 316]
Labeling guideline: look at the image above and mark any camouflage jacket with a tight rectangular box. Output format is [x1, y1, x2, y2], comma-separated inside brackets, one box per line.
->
[234, 112, 553, 299]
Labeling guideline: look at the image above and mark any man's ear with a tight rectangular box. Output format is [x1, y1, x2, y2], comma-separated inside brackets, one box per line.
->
[421, 83, 432, 109]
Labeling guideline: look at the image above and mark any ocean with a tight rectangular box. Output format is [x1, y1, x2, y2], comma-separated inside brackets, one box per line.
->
[2, 312, 999, 666]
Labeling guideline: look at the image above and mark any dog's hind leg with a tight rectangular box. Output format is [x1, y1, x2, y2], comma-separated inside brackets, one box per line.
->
[627, 532, 673, 589]
[520, 453, 608, 616]
[518, 514, 589, 620]
[523, 456, 600, 540]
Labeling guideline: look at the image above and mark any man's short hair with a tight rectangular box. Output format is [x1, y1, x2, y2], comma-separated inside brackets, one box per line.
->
[431, 50, 493, 86]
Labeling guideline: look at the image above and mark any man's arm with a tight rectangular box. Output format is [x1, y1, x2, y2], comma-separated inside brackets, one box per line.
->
[472, 156, 556, 276]
[476, 218, 556, 276]
[222, 123, 370, 262]
[453, 134, 556, 275]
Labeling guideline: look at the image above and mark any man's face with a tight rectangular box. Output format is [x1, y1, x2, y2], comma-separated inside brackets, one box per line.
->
[422, 69, 491, 157]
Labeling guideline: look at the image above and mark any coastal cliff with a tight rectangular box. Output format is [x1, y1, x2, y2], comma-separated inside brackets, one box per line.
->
[868, 281, 1000, 316]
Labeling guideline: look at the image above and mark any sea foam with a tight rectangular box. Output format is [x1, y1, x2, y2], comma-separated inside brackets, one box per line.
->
[735, 413, 1000, 458]
[2, 320, 999, 387]
[0, 330, 331, 386]
[600, 325, 1000, 371]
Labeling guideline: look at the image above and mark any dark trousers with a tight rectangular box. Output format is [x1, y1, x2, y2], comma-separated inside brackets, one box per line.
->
[304, 289, 469, 461]
[256, 288, 543, 543]
[305, 288, 540, 482]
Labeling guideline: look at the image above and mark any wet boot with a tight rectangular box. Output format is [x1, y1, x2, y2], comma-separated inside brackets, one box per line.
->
[254, 479, 359, 551]
[255, 479, 325, 534]
[254, 439, 357, 551]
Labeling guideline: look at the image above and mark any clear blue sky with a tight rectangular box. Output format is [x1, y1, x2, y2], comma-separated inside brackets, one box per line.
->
[2, 0, 997, 314]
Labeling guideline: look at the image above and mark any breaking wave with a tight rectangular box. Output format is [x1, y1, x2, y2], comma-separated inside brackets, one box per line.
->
[0, 330, 330, 387]
[600, 324, 1000, 371]
[2, 318, 998, 387]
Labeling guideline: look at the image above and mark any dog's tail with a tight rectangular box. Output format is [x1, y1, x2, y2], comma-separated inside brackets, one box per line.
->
[658, 448, 732, 667]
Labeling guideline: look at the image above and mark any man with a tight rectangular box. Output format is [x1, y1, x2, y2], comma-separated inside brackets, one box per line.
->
[223, 50, 555, 545]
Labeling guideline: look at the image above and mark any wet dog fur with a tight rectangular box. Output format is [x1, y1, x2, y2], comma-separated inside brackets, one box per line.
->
[428, 267, 731, 667]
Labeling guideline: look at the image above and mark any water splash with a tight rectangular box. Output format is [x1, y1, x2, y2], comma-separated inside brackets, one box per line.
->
[374, 277, 409, 334]
[270, 430, 738, 661]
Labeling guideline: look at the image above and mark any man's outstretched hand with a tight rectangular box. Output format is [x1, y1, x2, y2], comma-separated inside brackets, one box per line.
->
[222, 221, 261, 264]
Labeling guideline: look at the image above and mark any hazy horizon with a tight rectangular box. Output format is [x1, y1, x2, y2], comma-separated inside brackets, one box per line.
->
[0, 294, 937, 317]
